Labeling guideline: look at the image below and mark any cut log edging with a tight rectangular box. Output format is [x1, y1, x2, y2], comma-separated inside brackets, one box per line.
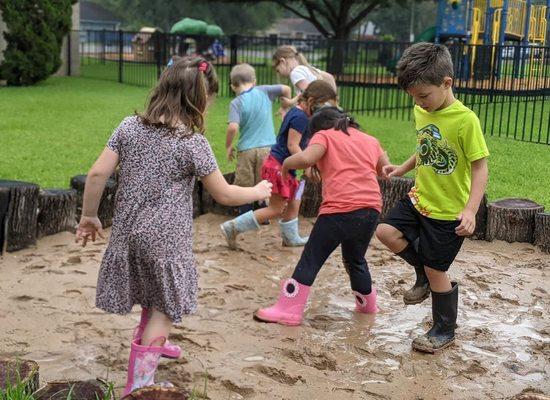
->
[2, 172, 549, 253]
[534, 212, 550, 253]
[486, 198, 545, 244]
[0, 358, 39, 394]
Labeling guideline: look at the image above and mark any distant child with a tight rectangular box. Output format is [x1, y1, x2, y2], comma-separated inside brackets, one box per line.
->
[226, 63, 292, 214]
[375, 43, 489, 353]
[272, 45, 336, 108]
[254, 107, 390, 325]
[220, 80, 338, 249]
[75, 57, 272, 396]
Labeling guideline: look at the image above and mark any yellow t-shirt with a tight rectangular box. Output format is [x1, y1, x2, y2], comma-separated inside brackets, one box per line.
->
[409, 100, 489, 220]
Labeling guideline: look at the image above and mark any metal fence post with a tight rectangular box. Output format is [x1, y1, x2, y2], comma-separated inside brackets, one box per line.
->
[102, 29, 106, 65]
[118, 29, 123, 83]
[230, 34, 238, 67]
[155, 32, 162, 79]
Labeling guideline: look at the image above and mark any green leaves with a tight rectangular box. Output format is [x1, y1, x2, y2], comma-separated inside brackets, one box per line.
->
[0, 0, 73, 85]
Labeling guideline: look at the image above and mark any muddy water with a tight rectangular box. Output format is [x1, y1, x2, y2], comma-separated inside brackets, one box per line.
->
[0, 213, 548, 399]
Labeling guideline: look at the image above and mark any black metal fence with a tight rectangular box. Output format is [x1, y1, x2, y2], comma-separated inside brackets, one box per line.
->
[71, 30, 550, 144]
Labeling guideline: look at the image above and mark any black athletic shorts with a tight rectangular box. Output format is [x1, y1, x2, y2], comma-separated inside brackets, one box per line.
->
[381, 197, 465, 271]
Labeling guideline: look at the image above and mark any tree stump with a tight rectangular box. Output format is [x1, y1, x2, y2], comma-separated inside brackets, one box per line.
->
[0, 358, 39, 394]
[70, 175, 117, 228]
[0, 187, 10, 254]
[471, 194, 488, 240]
[122, 386, 190, 400]
[377, 176, 415, 218]
[37, 189, 77, 238]
[486, 198, 544, 243]
[534, 212, 550, 253]
[0, 180, 40, 253]
[34, 379, 111, 400]
[201, 172, 239, 216]
[299, 178, 322, 218]
[192, 179, 203, 219]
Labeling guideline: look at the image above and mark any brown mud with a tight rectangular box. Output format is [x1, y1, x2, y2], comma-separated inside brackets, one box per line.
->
[0, 214, 548, 399]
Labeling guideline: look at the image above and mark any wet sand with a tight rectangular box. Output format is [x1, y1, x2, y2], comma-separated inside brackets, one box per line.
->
[0, 213, 548, 399]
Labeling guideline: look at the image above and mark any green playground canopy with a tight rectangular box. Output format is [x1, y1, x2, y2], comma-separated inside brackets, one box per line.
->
[170, 18, 224, 36]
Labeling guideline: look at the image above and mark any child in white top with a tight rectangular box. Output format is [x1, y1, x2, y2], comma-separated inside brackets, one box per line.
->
[272, 45, 336, 105]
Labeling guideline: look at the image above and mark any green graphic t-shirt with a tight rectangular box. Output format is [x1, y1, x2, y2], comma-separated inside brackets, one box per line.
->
[409, 100, 489, 220]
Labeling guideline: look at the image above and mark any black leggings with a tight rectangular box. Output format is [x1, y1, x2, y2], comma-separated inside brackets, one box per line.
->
[292, 208, 380, 295]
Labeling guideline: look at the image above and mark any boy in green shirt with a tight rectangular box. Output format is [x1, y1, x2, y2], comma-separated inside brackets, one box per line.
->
[376, 43, 489, 353]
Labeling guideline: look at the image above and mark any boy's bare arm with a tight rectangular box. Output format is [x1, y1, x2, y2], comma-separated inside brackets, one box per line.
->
[382, 153, 416, 178]
[279, 85, 291, 100]
[456, 157, 488, 236]
[376, 151, 391, 177]
[225, 122, 239, 161]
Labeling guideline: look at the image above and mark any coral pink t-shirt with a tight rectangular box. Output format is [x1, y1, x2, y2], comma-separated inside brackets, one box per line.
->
[309, 127, 383, 215]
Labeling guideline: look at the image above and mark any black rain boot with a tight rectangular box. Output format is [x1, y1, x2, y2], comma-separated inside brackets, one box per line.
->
[238, 203, 254, 215]
[397, 242, 430, 304]
[412, 282, 458, 353]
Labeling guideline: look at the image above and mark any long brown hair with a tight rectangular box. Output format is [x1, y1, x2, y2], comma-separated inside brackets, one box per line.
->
[300, 80, 338, 112]
[141, 56, 219, 134]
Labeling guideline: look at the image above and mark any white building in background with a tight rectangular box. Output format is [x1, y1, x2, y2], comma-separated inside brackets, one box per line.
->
[263, 18, 323, 39]
[80, 0, 122, 31]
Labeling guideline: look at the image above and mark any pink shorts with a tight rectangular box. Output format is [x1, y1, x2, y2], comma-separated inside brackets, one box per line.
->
[261, 155, 299, 200]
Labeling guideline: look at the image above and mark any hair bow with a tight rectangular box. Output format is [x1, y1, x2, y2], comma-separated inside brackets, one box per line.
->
[198, 61, 208, 72]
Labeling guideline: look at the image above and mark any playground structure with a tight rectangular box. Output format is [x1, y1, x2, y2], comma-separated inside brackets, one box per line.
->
[131, 27, 162, 62]
[434, 0, 549, 80]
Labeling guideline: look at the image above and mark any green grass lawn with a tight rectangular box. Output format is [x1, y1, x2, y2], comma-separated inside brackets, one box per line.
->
[1, 76, 549, 208]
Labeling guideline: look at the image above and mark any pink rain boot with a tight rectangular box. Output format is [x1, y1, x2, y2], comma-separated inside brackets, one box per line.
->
[353, 288, 379, 314]
[122, 337, 166, 397]
[134, 308, 181, 359]
[254, 278, 311, 326]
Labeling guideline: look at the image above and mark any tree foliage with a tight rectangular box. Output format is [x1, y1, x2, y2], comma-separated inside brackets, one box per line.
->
[208, 0, 427, 39]
[0, 0, 76, 85]
[369, 0, 437, 41]
[93, 0, 282, 34]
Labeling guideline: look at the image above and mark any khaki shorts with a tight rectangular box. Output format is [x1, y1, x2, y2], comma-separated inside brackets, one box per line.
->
[234, 147, 271, 187]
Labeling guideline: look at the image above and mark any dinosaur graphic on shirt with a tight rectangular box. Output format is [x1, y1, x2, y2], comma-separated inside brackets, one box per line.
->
[416, 124, 458, 175]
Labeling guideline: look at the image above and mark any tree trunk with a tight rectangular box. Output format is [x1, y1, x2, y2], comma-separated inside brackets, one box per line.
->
[0, 180, 40, 253]
[121, 386, 190, 400]
[377, 177, 415, 219]
[471, 194, 488, 240]
[299, 178, 322, 217]
[486, 198, 544, 243]
[0, 358, 39, 394]
[327, 38, 347, 75]
[534, 212, 550, 253]
[37, 189, 77, 238]
[70, 175, 117, 228]
[201, 172, 239, 216]
[35, 379, 111, 400]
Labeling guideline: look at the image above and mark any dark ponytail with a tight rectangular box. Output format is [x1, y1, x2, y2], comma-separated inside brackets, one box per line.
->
[309, 107, 359, 136]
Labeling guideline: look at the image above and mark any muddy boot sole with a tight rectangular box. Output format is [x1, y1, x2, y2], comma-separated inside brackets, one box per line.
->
[403, 289, 430, 305]
[253, 312, 301, 326]
[412, 337, 455, 353]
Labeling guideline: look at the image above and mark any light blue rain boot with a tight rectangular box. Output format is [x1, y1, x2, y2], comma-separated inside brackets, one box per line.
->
[279, 218, 309, 247]
[220, 211, 260, 249]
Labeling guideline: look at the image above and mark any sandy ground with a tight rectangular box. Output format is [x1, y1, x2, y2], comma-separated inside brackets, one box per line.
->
[0, 213, 549, 400]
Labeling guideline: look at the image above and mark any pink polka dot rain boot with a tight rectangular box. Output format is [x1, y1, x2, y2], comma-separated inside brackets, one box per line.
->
[254, 278, 311, 326]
